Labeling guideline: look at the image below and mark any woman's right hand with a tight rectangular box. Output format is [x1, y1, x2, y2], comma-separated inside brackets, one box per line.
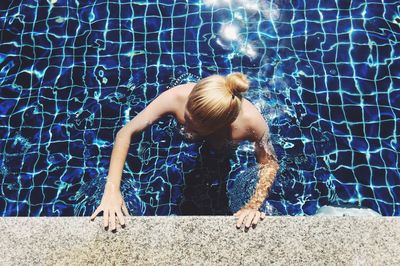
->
[90, 182, 130, 231]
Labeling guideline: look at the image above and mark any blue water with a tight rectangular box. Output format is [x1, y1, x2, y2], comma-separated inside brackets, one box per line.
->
[1, 0, 399, 216]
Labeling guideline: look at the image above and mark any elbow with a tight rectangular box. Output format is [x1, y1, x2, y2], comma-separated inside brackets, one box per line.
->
[271, 160, 279, 173]
[259, 157, 279, 172]
[271, 157, 279, 168]
[116, 129, 132, 140]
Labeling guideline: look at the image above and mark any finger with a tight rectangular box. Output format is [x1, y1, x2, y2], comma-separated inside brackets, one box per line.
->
[253, 212, 261, 225]
[116, 209, 125, 226]
[90, 205, 102, 220]
[245, 212, 256, 228]
[236, 210, 248, 228]
[103, 209, 109, 229]
[260, 212, 266, 220]
[121, 201, 130, 217]
[110, 211, 116, 231]
[233, 210, 241, 217]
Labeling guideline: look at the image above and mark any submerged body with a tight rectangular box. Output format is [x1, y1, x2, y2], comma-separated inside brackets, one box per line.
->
[90, 74, 279, 232]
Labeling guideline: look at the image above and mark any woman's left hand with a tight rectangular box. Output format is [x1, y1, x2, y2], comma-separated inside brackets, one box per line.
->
[234, 208, 266, 230]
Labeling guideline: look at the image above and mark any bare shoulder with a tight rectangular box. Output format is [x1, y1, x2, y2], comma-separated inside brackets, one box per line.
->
[119, 82, 196, 136]
[171, 82, 197, 100]
[241, 99, 278, 163]
[241, 99, 270, 143]
[169, 82, 197, 117]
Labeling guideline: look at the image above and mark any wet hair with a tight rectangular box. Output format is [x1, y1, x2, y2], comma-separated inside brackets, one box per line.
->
[186, 72, 250, 133]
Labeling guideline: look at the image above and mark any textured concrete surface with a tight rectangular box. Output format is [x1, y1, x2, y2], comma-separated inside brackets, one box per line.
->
[1, 216, 399, 265]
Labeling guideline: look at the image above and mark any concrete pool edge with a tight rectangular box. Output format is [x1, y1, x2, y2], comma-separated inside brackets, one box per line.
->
[1, 217, 399, 265]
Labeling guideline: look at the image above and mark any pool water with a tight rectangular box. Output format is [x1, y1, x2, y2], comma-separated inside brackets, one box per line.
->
[0, 0, 399, 216]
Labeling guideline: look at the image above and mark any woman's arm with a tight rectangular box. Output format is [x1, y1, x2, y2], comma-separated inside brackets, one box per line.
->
[234, 112, 279, 229]
[243, 117, 279, 210]
[106, 85, 183, 188]
[90, 84, 185, 230]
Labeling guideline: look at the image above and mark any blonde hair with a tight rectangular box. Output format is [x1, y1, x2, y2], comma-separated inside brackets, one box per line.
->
[186, 72, 250, 132]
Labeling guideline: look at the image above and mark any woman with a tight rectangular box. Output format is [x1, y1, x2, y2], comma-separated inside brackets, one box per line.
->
[90, 72, 280, 231]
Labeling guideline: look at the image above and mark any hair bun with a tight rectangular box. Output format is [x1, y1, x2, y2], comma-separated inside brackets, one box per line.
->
[226, 72, 250, 95]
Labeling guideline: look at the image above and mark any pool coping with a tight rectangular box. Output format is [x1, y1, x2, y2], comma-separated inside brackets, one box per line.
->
[1, 216, 399, 265]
